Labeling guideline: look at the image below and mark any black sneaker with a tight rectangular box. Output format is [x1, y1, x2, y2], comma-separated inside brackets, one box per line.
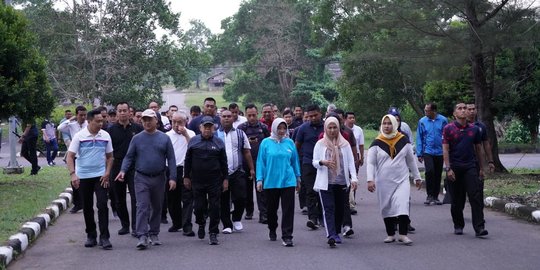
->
[30, 166, 41, 175]
[408, 224, 416, 233]
[118, 227, 130, 235]
[327, 238, 336, 248]
[269, 231, 277, 241]
[282, 238, 294, 247]
[475, 229, 488, 238]
[183, 230, 195, 237]
[99, 238, 113, 250]
[343, 227, 354, 237]
[84, 237, 97, 248]
[306, 220, 319, 230]
[168, 225, 181, 232]
[136, 236, 148, 250]
[209, 233, 219, 245]
[197, 226, 205, 239]
[350, 209, 358, 215]
[70, 206, 82, 214]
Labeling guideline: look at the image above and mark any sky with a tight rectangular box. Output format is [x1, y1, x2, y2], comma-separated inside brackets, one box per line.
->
[170, 0, 243, 34]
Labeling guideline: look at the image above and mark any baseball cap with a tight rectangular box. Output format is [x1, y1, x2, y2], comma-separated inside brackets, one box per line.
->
[108, 109, 116, 115]
[388, 107, 400, 117]
[201, 116, 214, 126]
[141, 109, 157, 118]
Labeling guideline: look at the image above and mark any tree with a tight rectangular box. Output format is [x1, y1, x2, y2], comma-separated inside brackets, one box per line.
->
[182, 20, 213, 89]
[0, 3, 54, 121]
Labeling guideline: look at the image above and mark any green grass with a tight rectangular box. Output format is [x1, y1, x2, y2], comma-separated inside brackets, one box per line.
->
[183, 89, 227, 109]
[362, 128, 379, 147]
[484, 172, 540, 198]
[0, 166, 70, 241]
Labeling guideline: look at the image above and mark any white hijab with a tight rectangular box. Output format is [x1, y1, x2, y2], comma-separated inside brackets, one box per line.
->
[270, 118, 288, 142]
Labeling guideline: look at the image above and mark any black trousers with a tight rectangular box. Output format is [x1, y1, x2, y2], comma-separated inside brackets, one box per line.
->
[298, 164, 306, 209]
[384, 215, 410, 236]
[221, 170, 246, 228]
[245, 163, 267, 218]
[302, 164, 321, 222]
[166, 166, 193, 230]
[319, 184, 347, 238]
[342, 186, 353, 227]
[424, 154, 444, 199]
[21, 138, 39, 172]
[448, 167, 485, 233]
[79, 177, 110, 239]
[193, 180, 222, 234]
[265, 187, 295, 240]
[112, 160, 136, 230]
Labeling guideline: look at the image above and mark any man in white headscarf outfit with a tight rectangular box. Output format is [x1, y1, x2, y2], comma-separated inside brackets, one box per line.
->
[256, 118, 301, 247]
[312, 117, 358, 248]
[367, 114, 422, 245]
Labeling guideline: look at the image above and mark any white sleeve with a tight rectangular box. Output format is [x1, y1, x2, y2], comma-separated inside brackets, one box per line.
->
[105, 134, 113, 154]
[358, 127, 364, 145]
[366, 147, 377, 182]
[241, 130, 251, 149]
[68, 133, 80, 154]
[57, 120, 70, 132]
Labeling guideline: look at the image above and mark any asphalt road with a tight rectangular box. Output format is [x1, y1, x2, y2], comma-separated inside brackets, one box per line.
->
[8, 163, 540, 270]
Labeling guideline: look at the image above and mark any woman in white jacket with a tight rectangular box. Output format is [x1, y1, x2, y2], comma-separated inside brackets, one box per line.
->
[312, 117, 358, 248]
[367, 114, 422, 245]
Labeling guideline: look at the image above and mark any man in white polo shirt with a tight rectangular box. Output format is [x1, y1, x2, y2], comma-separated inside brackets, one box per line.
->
[66, 108, 114, 250]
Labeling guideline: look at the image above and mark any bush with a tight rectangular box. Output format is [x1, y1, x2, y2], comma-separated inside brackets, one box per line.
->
[503, 120, 531, 144]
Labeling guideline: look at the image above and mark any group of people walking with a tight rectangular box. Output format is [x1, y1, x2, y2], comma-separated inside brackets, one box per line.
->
[62, 97, 490, 250]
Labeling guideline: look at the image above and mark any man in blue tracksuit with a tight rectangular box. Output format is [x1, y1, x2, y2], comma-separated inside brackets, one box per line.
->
[416, 103, 447, 205]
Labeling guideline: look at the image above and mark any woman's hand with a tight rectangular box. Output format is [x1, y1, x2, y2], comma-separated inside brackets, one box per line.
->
[367, 181, 376, 192]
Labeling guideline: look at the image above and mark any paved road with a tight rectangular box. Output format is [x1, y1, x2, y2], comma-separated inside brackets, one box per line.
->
[8, 162, 540, 270]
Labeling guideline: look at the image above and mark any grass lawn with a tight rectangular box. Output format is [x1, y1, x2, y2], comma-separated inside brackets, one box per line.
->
[182, 89, 227, 108]
[0, 166, 70, 241]
[362, 128, 379, 147]
[484, 171, 540, 207]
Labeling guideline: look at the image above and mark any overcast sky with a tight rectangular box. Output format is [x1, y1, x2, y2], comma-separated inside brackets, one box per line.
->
[170, 0, 243, 34]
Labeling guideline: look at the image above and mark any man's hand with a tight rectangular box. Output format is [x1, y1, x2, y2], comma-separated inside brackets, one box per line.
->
[100, 174, 110, 188]
[169, 180, 176, 190]
[71, 174, 80, 189]
[417, 156, 424, 163]
[249, 169, 255, 180]
[351, 181, 358, 191]
[479, 169, 485, 180]
[367, 181, 376, 192]
[296, 180, 301, 192]
[488, 163, 495, 173]
[115, 172, 125, 182]
[184, 178, 191, 190]
[415, 179, 422, 190]
[359, 157, 364, 167]
[256, 181, 263, 192]
[223, 179, 229, 192]
[447, 169, 456, 182]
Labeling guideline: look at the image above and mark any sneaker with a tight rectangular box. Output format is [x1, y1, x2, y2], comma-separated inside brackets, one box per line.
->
[475, 229, 488, 238]
[149, 235, 162, 245]
[70, 206, 82, 214]
[30, 166, 41, 175]
[383, 235, 395, 243]
[301, 207, 308, 215]
[269, 231, 277, 241]
[99, 238, 113, 250]
[334, 235, 342, 244]
[327, 238, 336, 248]
[209, 233, 219, 245]
[183, 230, 195, 237]
[168, 225, 181, 232]
[118, 227, 130, 235]
[424, 196, 432, 205]
[343, 226, 354, 237]
[350, 209, 358, 215]
[454, 228, 464, 235]
[84, 237, 97, 248]
[398, 235, 413, 245]
[408, 224, 416, 233]
[136, 236, 148, 250]
[51, 161, 56, 166]
[47, 162, 53, 167]
[434, 198, 443, 205]
[306, 220, 319, 230]
[222, 227, 232, 234]
[233, 221, 243, 232]
[282, 238, 294, 247]
[198, 226, 205, 239]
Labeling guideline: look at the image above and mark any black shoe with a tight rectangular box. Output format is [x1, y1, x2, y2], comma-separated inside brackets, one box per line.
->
[327, 238, 336, 248]
[161, 218, 168, 224]
[269, 231, 277, 241]
[118, 227, 130, 235]
[99, 238, 113, 250]
[209, 233, 219, 245]
[475, 229, 488, 238]
[136, 236, 148, 250]
[282, 238, 294, 247]
[259, 215, 268, 224]
[301, 208, 308, 215]
[350, 209, 358, 215]
[454, 228, 464, 235]
[84, 237, 97, 248]
[70, 206, 82, 214]
[344, 227, 354, 237]
[168, 225, 181, 232]
[197, 226, 205, 239]
[424, 196, 432, 205]
[306, 220, 319, 230]
[408, 224, 416, 233]
[30, 166, 41, 175]
[434, 198, 443, 205]
[183, 230, 195, 237]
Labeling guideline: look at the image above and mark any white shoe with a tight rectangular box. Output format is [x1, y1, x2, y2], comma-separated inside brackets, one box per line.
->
[383, 235, 395, 243]
[398, 235, 413, 245]
[233, 221, 243, 232]
[222, 227, 232, 234]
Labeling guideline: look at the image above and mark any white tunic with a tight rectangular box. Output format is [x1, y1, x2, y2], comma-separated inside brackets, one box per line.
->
[367, 140, 420, 218]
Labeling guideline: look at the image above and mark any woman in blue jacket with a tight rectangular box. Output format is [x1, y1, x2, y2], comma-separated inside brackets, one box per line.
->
[256, 118, 301, 247]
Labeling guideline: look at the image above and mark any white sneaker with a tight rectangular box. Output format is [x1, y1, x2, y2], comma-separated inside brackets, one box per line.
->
[222, 227, 232, 234]
[233, 221, 243, 232]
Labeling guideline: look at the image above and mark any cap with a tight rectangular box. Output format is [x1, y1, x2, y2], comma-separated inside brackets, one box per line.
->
[200, 116, 214, 126]
[141, 109, 157, 118]
[388, 107, 400, 117]
[108, 109, 116, 115]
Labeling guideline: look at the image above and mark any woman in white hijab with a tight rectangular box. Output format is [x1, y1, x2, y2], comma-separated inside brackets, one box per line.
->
[312, 117, 358, 248]
[367, 114, 422, 245]
[256, 118, 301, 247]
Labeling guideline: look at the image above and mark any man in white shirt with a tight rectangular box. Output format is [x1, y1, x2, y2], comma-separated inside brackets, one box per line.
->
[165, 112, 196, 236]
[58, 105, 88, 214]
[344, 112, 364, 218]
[229, 103, 247, 128]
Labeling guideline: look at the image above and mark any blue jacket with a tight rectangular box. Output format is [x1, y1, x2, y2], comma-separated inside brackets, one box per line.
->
[416, 114, 447, 156]
[256, 137, 300, 189]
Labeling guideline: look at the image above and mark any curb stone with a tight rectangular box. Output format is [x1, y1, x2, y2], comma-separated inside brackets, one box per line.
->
[485, 196, 540, 223]
[0, 187, 73, 269]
